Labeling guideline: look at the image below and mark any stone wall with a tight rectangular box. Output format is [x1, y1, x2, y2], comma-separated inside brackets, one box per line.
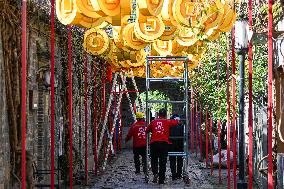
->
[0, 26, 10, 189]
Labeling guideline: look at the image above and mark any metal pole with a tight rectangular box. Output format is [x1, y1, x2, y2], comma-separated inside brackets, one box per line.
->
[191, 88, 194, 153]
[210, 113, 213, 175]
[206, 108, 208, 167]
[184, 59, 189, 173]
[218, 118, 221, 184]
[226, 36, 231, 189]
[237, 51, 247, 189]
[145, 57, 150, 182]
[232, 27, 237, 189]
[267, 0, 274, 185]
[248, 0, 253, 186]
[195, 100, 198, 157]
[200, 102, 203, 160]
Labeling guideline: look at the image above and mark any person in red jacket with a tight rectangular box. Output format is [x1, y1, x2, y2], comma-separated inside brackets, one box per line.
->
[146, 108, 180, 184]
[125, 112, 147, 174]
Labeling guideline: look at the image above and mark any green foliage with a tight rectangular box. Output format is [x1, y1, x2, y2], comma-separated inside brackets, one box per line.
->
[190, 33, 268, 123]
[138, 90, 173, 114]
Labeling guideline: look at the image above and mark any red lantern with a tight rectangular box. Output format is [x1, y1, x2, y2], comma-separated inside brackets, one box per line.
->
[106, 66, 112, 83]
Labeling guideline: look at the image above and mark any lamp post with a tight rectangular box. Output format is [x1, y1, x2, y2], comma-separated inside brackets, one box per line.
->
[235, 18, 249, 189]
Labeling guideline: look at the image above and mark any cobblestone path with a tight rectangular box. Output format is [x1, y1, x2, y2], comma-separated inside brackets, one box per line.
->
[86, 150, 231, 189]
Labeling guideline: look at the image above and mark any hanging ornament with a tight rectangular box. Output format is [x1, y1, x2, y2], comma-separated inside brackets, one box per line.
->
[122, 23, 148, 50]
[106, 66, 113, 82]
[56, 0, 78, 25]
[137, 0, 164, 16]
[134, 14, 165, 42]
[90, 0, 120, 16]
[151, 40, 173, 56]
[83, 28, 110, 55]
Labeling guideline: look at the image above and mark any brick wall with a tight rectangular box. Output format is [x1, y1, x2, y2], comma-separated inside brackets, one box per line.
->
[0, 28, 10, 189]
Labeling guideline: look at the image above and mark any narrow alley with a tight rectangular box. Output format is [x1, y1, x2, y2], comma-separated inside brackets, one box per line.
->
[86, 150, 230, 189]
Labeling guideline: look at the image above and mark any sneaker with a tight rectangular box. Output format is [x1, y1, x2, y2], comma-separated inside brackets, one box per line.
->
[152, 174, 158, 183]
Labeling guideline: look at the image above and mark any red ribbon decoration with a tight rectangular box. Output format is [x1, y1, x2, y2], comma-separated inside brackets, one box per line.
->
[21, 0, 27, 188]
[191, 91, 194, 153]
[226, 37, 231, 188]
[50, 0, 55, 187]
[93, 63, 98, 175]
[84, 54, 88, 184]
[195, 100, 198, 157]
[67, 25, 73, 188]
[210, 113, 214, 175]
[231, 27, 237, 189]
[200, 102, 203, 160]
[206, 107, 208, 167]
[248, 0, 253, 187]
[218, 119, 221, 184]
[267, 0, 274, 185]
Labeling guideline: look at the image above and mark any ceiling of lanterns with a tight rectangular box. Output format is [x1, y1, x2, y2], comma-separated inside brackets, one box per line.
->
[56, 0, 236, 78]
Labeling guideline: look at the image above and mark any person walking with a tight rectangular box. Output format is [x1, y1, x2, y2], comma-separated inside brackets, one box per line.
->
[169, 114, 184, 180]
[146, 108, 180, 184]
[125, 112, 147, 174]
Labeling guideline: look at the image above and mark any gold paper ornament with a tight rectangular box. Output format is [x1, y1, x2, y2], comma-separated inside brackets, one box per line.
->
[137, 0, 164, 16]
[75, 0, 104, 18]
[122, 23, 148, 50]
[173, 0, 203, 27]
[90, 0, 120, 16]
[83, 28, 110, 55]
[152, 40, 173, 56]
[176, 27, 198, 46]
[134, 14, 165, 42]
[160, 20, 177, 40]
[56, 0, 78, 25]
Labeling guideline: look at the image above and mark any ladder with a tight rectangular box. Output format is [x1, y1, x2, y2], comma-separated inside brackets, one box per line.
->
[144, 56, 190, 183]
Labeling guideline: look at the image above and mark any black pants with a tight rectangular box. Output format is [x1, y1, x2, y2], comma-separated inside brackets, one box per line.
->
[133, 146, 146, 173]
[169, 156, 183, 177]
[150, 141, 168, 182]
[169, 141, 183, 178]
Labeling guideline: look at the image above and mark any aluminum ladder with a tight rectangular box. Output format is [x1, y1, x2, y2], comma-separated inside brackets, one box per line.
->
[144, 56, 190, 184]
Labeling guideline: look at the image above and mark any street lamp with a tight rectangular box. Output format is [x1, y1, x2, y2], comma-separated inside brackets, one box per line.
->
[235, 18, 249, 189]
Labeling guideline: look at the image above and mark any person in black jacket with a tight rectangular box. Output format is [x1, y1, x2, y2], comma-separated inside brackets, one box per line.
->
[169, 114, 184, 180]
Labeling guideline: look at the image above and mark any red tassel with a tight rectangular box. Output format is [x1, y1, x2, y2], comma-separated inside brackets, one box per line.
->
[106, 66, 113, 83]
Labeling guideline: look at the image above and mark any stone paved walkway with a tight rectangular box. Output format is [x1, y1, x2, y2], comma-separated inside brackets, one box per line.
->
[85, 150, 231, 189]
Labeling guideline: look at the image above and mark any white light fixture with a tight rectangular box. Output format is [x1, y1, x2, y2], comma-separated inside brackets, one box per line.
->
[235, 19, 249, 50]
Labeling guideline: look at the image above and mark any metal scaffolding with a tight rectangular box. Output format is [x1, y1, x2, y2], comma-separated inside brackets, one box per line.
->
[144, 56, 190, 183]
